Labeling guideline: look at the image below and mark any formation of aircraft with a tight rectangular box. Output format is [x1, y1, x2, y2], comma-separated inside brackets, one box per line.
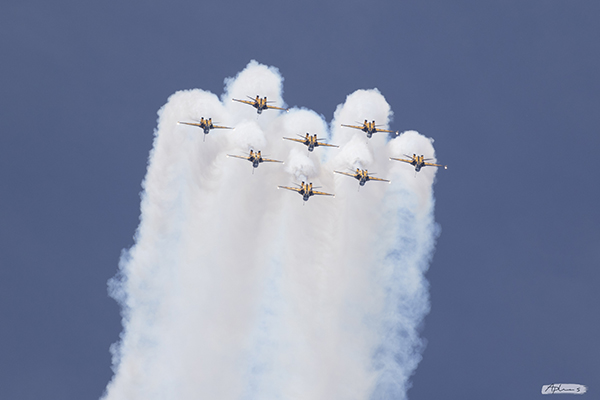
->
[341, 120, 398, 138]
[334, 168, 390, 186]
[283, 133, 339, 152]
[390, 154, 447, 172]
[278, 181, 334, 202]
[177, 117, 232, 136]
[176, 100, 447, 203]
[232, 95, 288, 114]
[227, 150, 283, 171]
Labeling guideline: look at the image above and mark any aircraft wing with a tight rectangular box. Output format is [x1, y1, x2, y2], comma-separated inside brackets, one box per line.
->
[368, 176, 390, 183]
[316, 141, 339, 148]
[212, 124, 233, 130]
[232, 98, 255, 106]
[178, 121, 202, 128]
[261, 157, 283, 163]
[341, 124, 364, 130]
[278, 185, 302, 193]
[334, 171, 357, 178]
[424, 162, 447, 169]
[283, 137, 307, 144]
[227, 154, 251, 161]
[312, 190, 334, 197]
[375, 128, 398, 134]
[266, 104, 288, 111]
[390, 157, 415, 165]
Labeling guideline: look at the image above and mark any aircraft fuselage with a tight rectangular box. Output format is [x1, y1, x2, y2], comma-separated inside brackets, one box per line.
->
[362, 122, 376, 138]
[254, 98, 268, 114]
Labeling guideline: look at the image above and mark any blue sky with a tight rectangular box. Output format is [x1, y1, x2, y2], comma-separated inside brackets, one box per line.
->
[1, 1, 598, 399]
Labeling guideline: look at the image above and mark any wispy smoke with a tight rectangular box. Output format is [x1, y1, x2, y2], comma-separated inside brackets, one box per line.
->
[104, 60, 441, 400]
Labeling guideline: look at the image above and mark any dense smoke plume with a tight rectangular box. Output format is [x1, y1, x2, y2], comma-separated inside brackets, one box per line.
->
[104, 60, 440, 400]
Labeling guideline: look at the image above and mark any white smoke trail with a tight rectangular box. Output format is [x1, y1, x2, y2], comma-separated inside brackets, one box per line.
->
[104, 61, 440, 400]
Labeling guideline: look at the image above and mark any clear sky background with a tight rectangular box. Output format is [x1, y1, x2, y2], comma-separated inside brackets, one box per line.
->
[1, 1, 598, 399]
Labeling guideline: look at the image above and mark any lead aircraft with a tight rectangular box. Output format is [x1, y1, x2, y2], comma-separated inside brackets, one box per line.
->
[390, 154, 447, 172]
[341, 120, 398, 138]
[334, 168, 390, 186]
[283, 133, 339, 152]
[232, 95, 288, 114]
[278, 181, 334, 202]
